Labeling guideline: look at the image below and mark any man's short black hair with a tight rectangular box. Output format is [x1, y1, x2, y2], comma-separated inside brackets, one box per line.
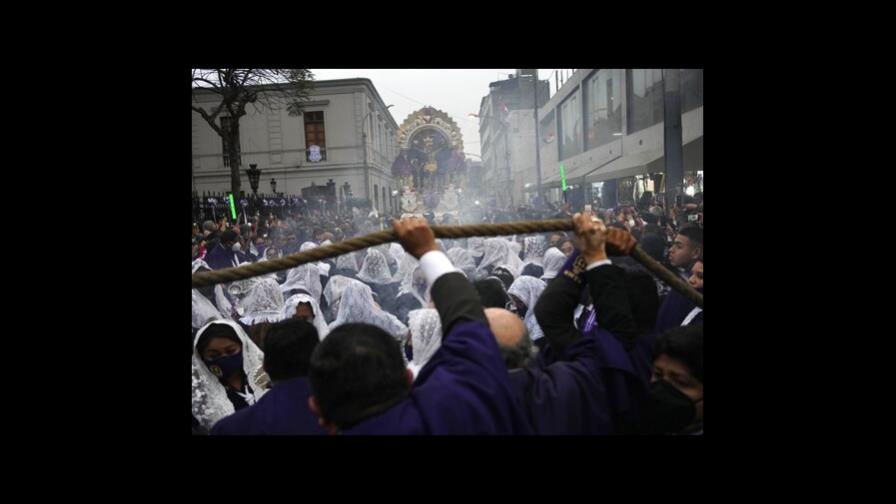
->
[309, 323, 408, 429]
[652, 324, 703, 384]
[474, 278, 510, 308]
[220, 230, 239, 244]
[678, 225, 703, 248]
[263, 319, 320, 381]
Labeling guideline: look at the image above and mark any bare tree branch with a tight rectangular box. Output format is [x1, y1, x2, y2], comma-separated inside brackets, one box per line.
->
[191, 69, 315, 195]
[191, 105, 225, 137]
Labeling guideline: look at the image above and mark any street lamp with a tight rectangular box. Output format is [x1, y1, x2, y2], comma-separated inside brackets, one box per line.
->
[270, 178, 277, 195]
[246, 164, 261, 195]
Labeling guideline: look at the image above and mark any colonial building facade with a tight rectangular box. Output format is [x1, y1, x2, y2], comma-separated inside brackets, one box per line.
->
[192, 78, 401, 214]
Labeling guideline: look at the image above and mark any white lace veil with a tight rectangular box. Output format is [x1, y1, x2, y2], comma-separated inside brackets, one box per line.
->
[279, 263, 322, 303]
[192, 288, 224, 329]
[300, 241, 331, 276]
[389, 243, 406, 265]
[322, 275, 359, 312]
[408, 308, 442, 371]
[446, 247, 476, 278]
[281, 293, 330, 340]
[329, 281, 409, 342]
[191, 320, 268, 431]
[192, 258, 211, 274]
[336, 252, 359, 273]
[356, 249, 393, 285]
[238, 277, 287, 325]
[541, 248, 567, 280]
[522, 236, 548, 267]
[468, 237, 485, 258]
[398, 263, 430, 307]
[393, 253, 419, 283]
[214, 284, 235, 321]
[477, 238, 524, 278]
[507, 275, 547, 342]
[509, 239, 522, 257]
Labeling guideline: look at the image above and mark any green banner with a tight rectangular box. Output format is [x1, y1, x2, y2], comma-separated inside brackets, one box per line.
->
[560, 164, 567, 192]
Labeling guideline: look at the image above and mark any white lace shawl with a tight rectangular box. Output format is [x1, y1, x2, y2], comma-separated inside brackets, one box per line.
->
[393, 253, 419, 283]
[328, 281, 409, 342]
[541, 248, 567, 280]
[192, 288, 224, 329]
[408, 308, 442, 372]
[300, 241, 331, 276]
[279, 263, 322, 303]
[238, 277, 287, 325]
[468, 237, 485, 258]
[191, 320, 268, 431]
[446, 247, 476, 278]
[192, 258, 211, 274]
[281, 293, 330, 340]
[477, 238, 524, 278]
[522, 236, 547, 267]
[356, 249, 393, 285]
[398, 263, 430, 307]
[322, 275, 360, 310]
[507, 275, 547, 341]
[214, 284, 235, 321]
[336, 252, 359, 273]
[389, 243, 406, 265]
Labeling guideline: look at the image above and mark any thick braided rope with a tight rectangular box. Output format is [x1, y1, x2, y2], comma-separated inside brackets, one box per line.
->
[191, 219, 703, 308]
[191, 220, 574, 288]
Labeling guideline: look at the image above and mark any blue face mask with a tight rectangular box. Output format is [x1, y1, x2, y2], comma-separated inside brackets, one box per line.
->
[205, 350, 243, 380]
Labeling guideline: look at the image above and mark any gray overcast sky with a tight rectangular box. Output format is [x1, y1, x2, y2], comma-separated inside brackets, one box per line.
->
[310, 69, 561, 158]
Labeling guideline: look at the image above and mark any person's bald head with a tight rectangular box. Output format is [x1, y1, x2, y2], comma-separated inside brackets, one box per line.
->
[485, 308, 532, 369]
[485, 308, 525, 347]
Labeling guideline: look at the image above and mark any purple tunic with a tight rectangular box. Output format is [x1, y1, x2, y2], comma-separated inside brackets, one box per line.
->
[345, 321, 532, 435]
[211, 377, 326, 435]
[510, 334, 613, 435]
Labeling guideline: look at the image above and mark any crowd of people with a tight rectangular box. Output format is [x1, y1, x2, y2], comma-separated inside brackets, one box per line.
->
[191, 191, 704, 435]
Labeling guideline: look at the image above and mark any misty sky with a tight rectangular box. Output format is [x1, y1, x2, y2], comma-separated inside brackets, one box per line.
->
[310, 69, 564, 158]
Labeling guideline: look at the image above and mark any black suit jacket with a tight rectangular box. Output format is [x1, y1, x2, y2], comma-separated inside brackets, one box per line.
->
[429, 272, 487, 333]
[534, 262, 638, 354]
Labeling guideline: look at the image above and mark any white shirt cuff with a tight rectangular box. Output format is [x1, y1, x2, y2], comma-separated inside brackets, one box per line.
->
[585, 258, 612, 271]
[419, 250, 460, 286]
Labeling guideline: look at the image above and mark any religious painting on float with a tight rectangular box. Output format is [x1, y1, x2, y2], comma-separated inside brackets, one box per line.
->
[392, 106, 467, 216]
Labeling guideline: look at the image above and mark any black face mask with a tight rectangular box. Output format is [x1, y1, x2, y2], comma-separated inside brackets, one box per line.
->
[642, 379, 702, 434]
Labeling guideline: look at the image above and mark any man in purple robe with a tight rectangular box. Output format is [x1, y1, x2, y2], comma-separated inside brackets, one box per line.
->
[307, 217, 531, 435]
